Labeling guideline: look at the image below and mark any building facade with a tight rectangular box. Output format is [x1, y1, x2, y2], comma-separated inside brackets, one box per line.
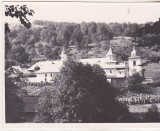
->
[22, 46, 142, 84]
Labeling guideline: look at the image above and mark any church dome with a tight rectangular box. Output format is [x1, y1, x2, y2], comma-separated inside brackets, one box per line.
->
[131, 46, 137, 57]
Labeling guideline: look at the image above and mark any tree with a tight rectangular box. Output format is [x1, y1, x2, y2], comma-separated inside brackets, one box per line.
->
[97, 23, 109, 41]
[44, 45, 53, 59]
[17, 29, 30, 45]
[62, 24, 75, 48]
[5, 30, 11, 58]
[5, 5, 34, 123]
[5, 5, 34, 29]
[5, 76, 25, 123]
[145, 104, 160, 122]
[127, 73, 144, 92]
[5, 59, 18, 70]
[37, 44, 44, 55]
[34, 60, 129, 123]
[29, 48, 36, 59]
[80, 22, 88, 35]
[5, 5, 34, 64]
[9, 45, 30, 64]
[72, 25, 83, 49]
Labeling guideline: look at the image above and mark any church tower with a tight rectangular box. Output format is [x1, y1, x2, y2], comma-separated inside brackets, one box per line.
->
[105, 46, 117, 65]
[128, 46, 142, 76]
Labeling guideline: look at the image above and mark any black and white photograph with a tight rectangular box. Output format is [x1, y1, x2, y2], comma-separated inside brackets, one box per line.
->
[3, 1, 160, 123]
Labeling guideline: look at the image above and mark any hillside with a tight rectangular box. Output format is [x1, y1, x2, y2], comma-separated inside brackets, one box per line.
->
[144, 63, 160, 78]
[72, 36, 160, 79]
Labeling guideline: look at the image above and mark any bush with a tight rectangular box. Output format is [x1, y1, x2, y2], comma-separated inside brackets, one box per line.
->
[5, 77, 25, 123]
[33, 60, 129, 123]
[127, 73, 144, 92]
[145, 104, 160, 122]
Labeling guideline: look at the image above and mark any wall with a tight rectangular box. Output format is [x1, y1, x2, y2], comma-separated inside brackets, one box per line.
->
[129, 58, 142, 76]
[27, 73, 56, 83]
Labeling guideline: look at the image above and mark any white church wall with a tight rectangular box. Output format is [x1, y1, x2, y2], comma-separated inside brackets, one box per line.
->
[129, 58, 142, 76]
[27, 73, 54, 83]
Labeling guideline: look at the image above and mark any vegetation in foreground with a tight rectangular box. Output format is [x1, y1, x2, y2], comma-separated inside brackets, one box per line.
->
[33, 60, 129, 123]
[5, 5, 160, 123]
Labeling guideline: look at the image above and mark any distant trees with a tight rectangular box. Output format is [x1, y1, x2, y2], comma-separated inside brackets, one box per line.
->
[5, 5, 35, 64]
[32, 20, 139, 49]
[44, 45, 61, 60]
[34, 60, 129, 123]
[135, 19, 160, 63]
[9, 45, 29, 64]
[137, 19, 160, 48]
[7, 17, 160, 64]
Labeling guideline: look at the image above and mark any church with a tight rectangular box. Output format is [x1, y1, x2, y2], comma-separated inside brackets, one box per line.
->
[24, 46, 143, 86]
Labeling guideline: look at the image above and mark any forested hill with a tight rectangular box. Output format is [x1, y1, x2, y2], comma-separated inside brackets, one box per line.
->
[5, 19, 160, 67]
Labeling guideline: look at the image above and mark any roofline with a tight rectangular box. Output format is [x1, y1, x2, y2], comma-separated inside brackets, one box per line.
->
[33, 71, 60, 74]
[104, 67, 129, 69]
[129, 56, 141, 59]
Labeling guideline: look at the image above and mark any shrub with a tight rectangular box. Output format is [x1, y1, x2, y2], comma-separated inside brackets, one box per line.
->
[33, 60, 129, 123]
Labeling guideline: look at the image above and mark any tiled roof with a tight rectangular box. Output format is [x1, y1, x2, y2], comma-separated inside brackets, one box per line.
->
[27, 60, 63, 73]
[27, 57, 127, 74]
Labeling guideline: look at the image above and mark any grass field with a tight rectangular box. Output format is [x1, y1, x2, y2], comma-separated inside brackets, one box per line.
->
[111, 36, 133, 47]
[144, 63, 160, 78]
[129, 103, 160, 113]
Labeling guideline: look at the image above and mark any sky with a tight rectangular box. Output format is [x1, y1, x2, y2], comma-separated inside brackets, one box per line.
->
[3, 2, 160, 24]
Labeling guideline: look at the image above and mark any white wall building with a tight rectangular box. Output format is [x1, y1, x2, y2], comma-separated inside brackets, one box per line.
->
[23, 46, 142, 83]
[128, 46, 142, 76]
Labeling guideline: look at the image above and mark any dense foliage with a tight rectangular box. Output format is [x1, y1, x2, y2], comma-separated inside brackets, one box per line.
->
[6, 18, 160, 65]
[127, 73, 144, 92]
[5, 76, 25, 123]
[33, 60, 129, 123]
[145, 104, 160, 122]
[5, 5, 34, 123]
[5, 5, 34, 29]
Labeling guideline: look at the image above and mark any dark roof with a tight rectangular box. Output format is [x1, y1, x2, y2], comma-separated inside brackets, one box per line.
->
[22, 96, 39, 113]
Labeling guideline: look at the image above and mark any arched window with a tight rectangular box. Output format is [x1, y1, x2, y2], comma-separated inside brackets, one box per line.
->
[133, 60, 136, 66]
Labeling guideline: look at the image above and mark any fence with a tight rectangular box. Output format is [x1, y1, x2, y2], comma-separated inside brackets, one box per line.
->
[117, 94, 160, 105]
[18, 81, 52, 87]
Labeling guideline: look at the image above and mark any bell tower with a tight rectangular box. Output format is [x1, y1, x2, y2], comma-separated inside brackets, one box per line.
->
[128, 46, 142, 76]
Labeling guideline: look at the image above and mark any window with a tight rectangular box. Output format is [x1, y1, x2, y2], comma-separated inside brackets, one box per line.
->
[45, 74, 47, 77]
[133, 60, 136, 66]
[51, 73, 52, 77]
[119, 72, 121, 74]
[110, 70, 112, 73]
[27, 75, 37, 78]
